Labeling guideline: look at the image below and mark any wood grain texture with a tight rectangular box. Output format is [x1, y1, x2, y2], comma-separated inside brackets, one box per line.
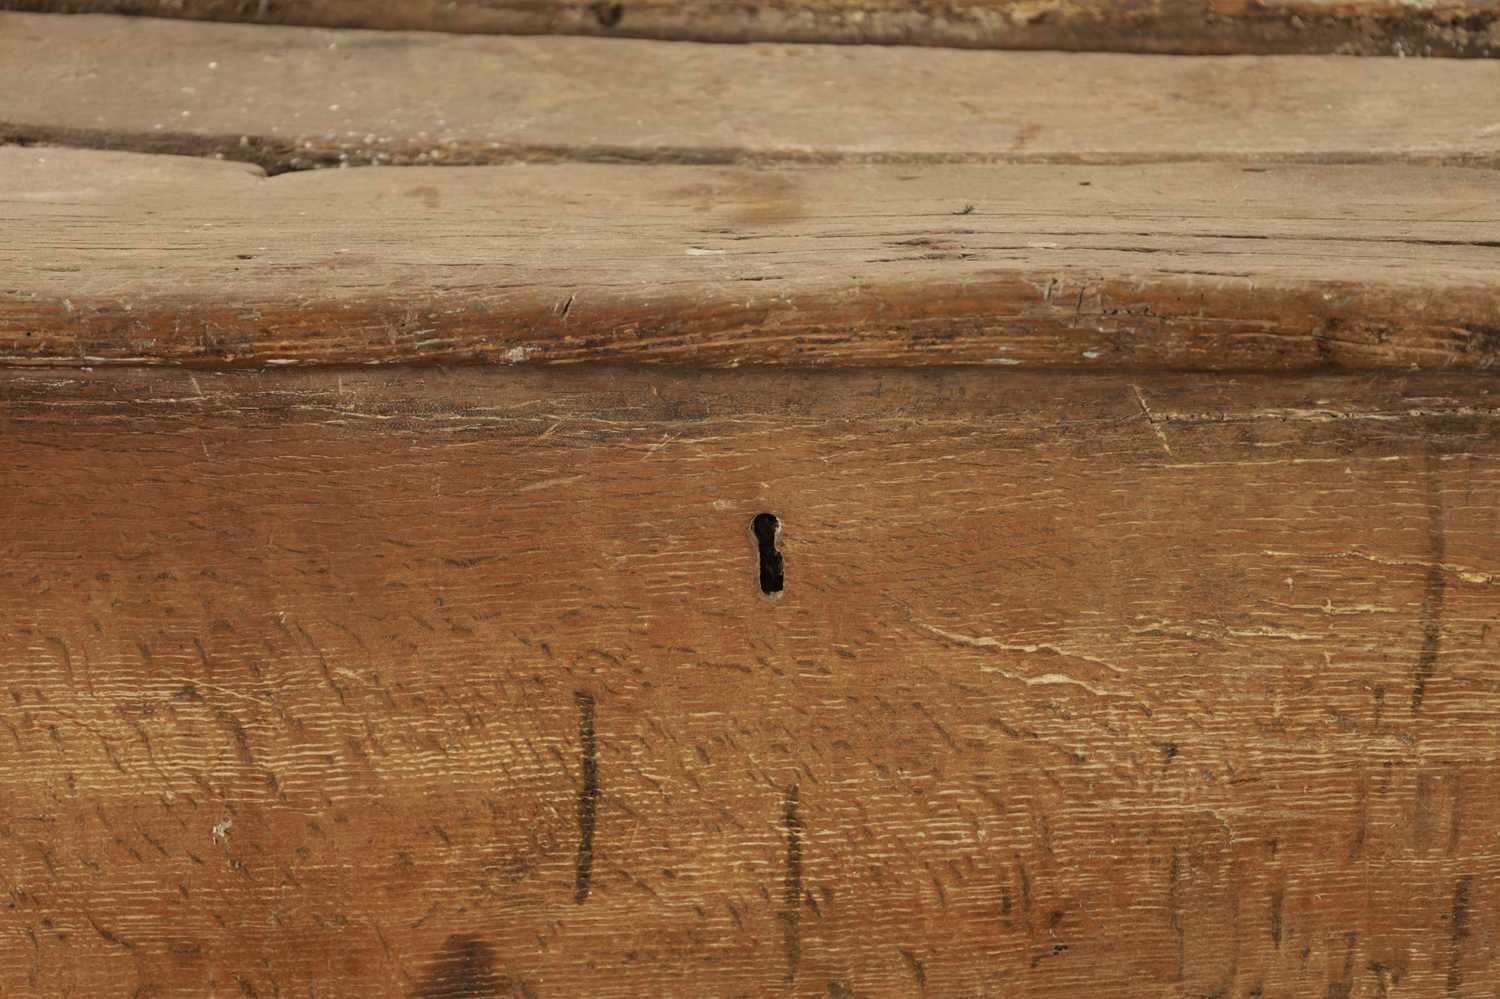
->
[2, 365, 1499, 996]
[2, 0, 1498, 54]
[5, 13, 1500, 174]
[5, 147, 1500, 371]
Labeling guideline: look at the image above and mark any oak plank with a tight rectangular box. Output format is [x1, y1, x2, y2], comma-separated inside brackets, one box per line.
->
[4, 147, 1500, 370]
[2, 0, 1497, 54]
[1, 365, 1498, 995]
[3, 13, 1500, 174]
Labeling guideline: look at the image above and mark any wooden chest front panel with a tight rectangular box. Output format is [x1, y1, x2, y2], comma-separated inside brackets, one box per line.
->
[2, 368, 1496, 996]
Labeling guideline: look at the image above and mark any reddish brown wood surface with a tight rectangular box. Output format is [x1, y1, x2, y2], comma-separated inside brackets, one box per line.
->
[5, 148, 1500, 371]
[2, 366, 1499, 996]
[3, 0, 1498, 54]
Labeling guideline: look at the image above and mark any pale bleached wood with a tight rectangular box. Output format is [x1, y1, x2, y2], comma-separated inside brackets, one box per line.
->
[3, 147, 1500, 370]
[1, 365, 1498, 996]
[3, 13, 1500, 173]
[2, 0, 1497, 54]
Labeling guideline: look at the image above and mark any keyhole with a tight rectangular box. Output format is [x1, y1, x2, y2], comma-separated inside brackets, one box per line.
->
[752, 513, 784, 595]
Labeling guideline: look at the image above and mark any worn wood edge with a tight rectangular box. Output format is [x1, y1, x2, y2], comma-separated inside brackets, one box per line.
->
[6, 149, 1500, 371]
[4, 13, 1500, 176]
[2, 0, 1498, 55]
[9, 277, 1500, 373]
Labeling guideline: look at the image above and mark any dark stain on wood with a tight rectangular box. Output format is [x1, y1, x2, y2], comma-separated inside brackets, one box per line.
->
[413, 935, 519, 999]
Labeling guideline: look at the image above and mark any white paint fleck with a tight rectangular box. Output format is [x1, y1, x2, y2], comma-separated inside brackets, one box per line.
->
[212, 819, 232, 842]
[504, 346, 533, 362]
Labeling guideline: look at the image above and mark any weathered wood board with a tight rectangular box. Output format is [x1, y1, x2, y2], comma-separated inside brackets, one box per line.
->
[3, 0, 1498, 54]
[4, 13, 1500, 173]
[5, 6, 1500, 991]
[5, 148, 1500, 371]
[1, 365, 1498, 996]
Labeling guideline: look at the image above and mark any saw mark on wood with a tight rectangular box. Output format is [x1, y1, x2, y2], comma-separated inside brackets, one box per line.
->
[900, 947, 927, 990]
[1169, 848, 1185, 981]
[781, 783, 803, 984]
[1132, 383, 1174, 457]
[1410, 445, 1447, 714]
[1269, 888, 1283, 950]
[573, 690, 599, 905]
[1447, 875, 1472, 996]
[1326, 930, 1357, 999]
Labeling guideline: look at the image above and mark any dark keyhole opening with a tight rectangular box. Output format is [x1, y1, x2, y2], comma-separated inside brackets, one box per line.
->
[752, 513, 784, 595]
